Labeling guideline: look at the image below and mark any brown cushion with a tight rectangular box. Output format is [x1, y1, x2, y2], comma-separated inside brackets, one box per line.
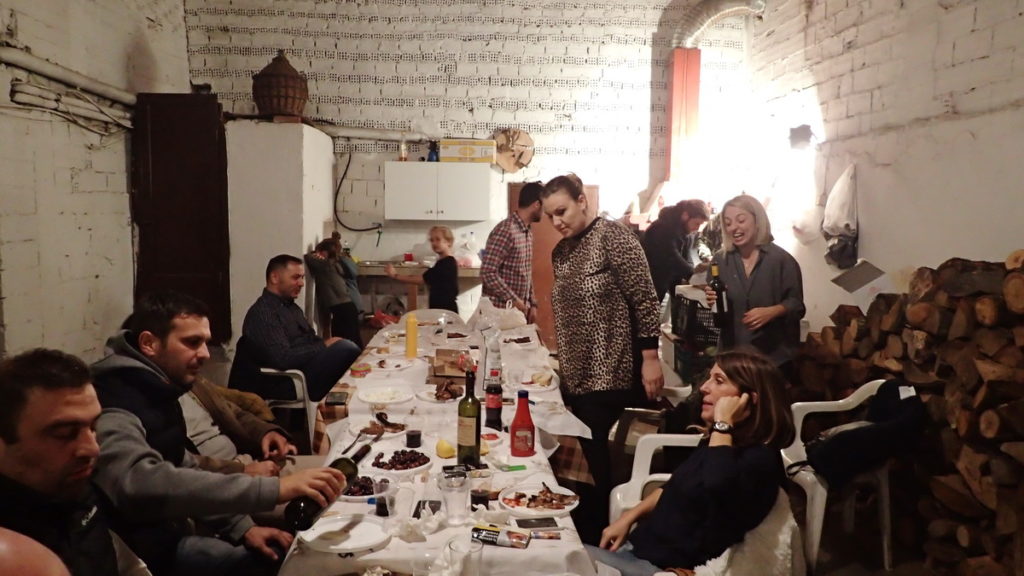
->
[212, 386, 275, 422]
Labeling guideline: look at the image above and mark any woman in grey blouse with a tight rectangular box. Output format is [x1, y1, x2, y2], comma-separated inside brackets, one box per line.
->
[704, 195, 805, 379]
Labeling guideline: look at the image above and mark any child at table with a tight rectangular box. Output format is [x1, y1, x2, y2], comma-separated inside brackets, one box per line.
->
[386, 226, 459, 314]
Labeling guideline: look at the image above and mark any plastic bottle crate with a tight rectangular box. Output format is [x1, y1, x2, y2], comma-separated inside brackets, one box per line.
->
[670, 295, 720, 349]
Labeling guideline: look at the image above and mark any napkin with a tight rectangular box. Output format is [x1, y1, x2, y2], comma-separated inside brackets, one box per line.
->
[468, 505, 510, 526]
[389, 506, 444, 542]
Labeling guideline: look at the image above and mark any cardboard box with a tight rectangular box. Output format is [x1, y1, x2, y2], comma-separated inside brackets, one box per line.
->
[440, 139, 496, 163]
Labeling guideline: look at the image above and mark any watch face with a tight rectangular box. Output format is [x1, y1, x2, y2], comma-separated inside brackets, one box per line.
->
[713, 421, 733, 433]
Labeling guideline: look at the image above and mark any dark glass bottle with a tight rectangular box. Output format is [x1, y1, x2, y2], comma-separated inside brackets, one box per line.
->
[484, 368, 503, 431]
[284, 454, 359, 531]
[457, 368, 481, 467]
[709, 262, 729, 328]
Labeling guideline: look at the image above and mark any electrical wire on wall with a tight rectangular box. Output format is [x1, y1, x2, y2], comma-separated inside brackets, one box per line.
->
[332, 144, 385, 245]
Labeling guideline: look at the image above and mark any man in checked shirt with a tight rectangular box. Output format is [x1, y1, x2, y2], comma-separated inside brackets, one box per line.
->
[481, 181, 544, 321]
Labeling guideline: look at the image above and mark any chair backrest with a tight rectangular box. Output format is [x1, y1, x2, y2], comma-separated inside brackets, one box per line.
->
[609, 433, 703, 522]
[229, 336, 304, 400]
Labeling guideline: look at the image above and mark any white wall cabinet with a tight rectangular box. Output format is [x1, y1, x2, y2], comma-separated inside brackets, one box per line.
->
[384, 161, 494, 221]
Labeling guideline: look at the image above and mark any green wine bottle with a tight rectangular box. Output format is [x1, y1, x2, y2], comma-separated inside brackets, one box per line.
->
[284, 454, 359, 531]
[457, 368, 481, 467]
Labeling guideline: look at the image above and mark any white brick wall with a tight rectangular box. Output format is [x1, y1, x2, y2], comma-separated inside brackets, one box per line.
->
[748, 0, 1024, 330]
[0, 0, 188, 359]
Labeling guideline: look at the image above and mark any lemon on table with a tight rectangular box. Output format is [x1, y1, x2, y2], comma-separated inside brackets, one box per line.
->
[436, 438, 456, 459]
[480, 440, 490, 456]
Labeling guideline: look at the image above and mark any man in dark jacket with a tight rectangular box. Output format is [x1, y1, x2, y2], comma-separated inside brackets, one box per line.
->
[642, 199, 710, 302]
[91, 290, 346, 576]
[0, 348, 119, 576]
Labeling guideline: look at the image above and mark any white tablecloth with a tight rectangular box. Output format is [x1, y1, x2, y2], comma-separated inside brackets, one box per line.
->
[279, 325, 597, 576]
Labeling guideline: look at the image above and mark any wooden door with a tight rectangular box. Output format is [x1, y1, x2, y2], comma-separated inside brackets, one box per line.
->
[508, 183, 599, 351]
[131, 94, 232, 343]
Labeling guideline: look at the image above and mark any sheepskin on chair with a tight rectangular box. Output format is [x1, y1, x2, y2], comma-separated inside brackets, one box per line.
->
[690, 489, 805, 576]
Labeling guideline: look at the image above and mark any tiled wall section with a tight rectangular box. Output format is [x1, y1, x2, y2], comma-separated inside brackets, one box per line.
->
[0, 0, 189, 358]
[184, 0, 747, 260]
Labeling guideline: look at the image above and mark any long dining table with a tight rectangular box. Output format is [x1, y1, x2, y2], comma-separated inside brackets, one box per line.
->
[278, 321, 598, 576]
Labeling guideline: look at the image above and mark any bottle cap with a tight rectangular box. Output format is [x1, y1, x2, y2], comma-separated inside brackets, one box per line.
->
[517, 390, 529, 398]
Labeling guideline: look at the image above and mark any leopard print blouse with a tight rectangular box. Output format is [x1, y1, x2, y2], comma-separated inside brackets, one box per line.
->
[551, 217, 661, 397]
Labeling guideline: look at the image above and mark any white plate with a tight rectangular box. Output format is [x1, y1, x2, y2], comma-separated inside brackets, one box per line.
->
[511, 370, 559, 393]
[443, 331, 472, 341]
[498, 483, 580, 517]
[343, 417, 407, 440]
[357, 387, 414, 405]
[480, 427, 505, 448]
[298, 514, 391, 553]
[368, 346, 427, 359]
[367, 357, 418, 372]
[363, 448, 433, 476]
[415, 389, 460, 404]
[338, 474, 398, 502]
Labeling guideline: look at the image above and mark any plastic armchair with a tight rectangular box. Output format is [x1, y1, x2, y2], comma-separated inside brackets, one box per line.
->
[609, 433, 703, 522]
[257, 368, 318, 454]
[780, 378, 891, 573]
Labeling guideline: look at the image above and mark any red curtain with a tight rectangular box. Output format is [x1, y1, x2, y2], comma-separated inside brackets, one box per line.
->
[666, 47, 701, 182]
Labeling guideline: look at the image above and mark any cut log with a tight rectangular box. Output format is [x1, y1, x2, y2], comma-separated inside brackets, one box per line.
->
[886, 333, 906, 359]
[910, 266, 940, 304]
[928, 518, 962, 538]
[871, 349, 904, 373]
[995, 345, 1024, 370]
[1015, 326, 1024, 348]
[905, 360, 943, 386]
[973, 380, 1024, 411]
[837, 358, 870, 389]
[975, 295, 1009, 327]
[956, 445, 997, 509]
[802, 331, 841, 365]
[946, 342, 981, 392]
[918, 496, 948, 522]
[995, 492, 1019, 535]
[941, 425, 964, 466]
[974, 358, 1024, 385]
[856, 335, 876, 359]
[956, 555, 1009, 576]
[867, 293, 903, 343]
[907, 301, 954, 337]
[925, 538, 968, 564]
[956, 410, 981, 442]
[1004, 271, 1024, 314]
[949, 298, 978, 341]
[980, 399, 1024, 440]
[940, 258, 1007, 297]
[1006, 249, 1024, 271]
[974, 328, 1012, 358]
[903, 328, 935, 364]
[989, 455, 1022, 486]
[929, 474, 990, 518]
[1001, 441, 1024, 465]
[841, 318, 866, 357]
[829, 304, 865, 328]
[820, 325, 843, 359]
[934, 289, 956, 309]
[881, 294, 907, 332]
[947, 379, 968, 430]
[955, 524, 984, 554]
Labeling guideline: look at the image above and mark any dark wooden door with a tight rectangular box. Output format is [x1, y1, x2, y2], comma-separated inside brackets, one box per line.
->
[131, 94, 232, 343]
[508, 183, 599, 351]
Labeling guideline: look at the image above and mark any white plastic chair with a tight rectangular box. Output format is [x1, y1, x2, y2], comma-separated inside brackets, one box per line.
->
[257, 368, 318, 454]
[780, 378, 892, 573]
[607, 433, 805, 576]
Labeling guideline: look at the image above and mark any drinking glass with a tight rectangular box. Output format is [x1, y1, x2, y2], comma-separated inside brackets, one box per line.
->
[410, 551, 443, 576]
[437, 471, 469, 526]
[445, 536, 483, 576]
[469, 469, 493, 510]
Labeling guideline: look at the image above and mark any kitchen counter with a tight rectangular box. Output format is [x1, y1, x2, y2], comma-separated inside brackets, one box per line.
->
[358, 261, 481, 278]
[357, 261, 482, 314]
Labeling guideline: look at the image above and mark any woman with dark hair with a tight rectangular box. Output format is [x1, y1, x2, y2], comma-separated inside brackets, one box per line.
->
[305, 237, 363, 348]
[641, 199, 710, 303]
[704, 195, 804, 378]
[588, 349, 796, 576]
[541, 173, 663, 543]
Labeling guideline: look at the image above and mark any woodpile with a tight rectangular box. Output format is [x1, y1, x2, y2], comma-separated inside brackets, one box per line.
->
[795, 251, 1024, 575]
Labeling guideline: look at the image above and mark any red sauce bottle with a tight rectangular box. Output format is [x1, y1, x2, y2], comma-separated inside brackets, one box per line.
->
[509, 390, 535, 457]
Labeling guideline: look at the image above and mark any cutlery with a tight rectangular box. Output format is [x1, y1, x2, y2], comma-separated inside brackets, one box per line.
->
[350, 430, 385, 463]
[339, 430, 366, 456]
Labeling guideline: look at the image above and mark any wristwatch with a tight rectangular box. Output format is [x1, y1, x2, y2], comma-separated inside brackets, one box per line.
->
[711, 421, 734, 434]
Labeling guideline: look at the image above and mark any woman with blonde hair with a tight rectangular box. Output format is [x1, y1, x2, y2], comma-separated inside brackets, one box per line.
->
[704, 195, 804, 380]
[387, 226, 459, 314]
[589, 348, 796, 576]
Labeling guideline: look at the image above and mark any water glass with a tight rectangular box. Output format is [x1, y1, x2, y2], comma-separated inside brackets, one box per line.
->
[411, 551, 443, 576]
[437, 471, 469, 526]
[445, 536, 483, 576]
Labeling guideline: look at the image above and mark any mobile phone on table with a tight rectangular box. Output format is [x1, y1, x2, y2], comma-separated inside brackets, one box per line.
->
[325, 391, 349, 406]
[514, 517, 558, 529]
[413, 500, 442, 519]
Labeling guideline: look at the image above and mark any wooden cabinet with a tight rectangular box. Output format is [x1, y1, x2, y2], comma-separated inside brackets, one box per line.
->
[384, 162, 495, 221]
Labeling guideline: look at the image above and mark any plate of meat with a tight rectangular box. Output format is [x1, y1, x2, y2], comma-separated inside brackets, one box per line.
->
[498, 482, 580, 517]
[345, 412, 407, 440]
[416, 380, 464, 403]
[365, 448, 432, 476]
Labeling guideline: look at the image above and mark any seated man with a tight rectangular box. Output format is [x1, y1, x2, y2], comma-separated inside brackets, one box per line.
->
[91, 290, 346, 576]
[0, 349, 120, 576]
[236, 254, 361, 401]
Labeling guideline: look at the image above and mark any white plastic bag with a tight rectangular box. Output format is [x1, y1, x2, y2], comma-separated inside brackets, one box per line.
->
[468, 298, 527, 331]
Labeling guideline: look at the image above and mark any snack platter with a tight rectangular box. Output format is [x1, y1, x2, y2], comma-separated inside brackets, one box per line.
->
[498, 483, 580, 517]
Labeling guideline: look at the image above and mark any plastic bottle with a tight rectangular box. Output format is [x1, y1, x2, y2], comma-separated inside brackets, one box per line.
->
[484, 368, 503, 431]
[457, 368, 481, 467]
[405, 312, 418, 359]
[509, 390, 535, 457]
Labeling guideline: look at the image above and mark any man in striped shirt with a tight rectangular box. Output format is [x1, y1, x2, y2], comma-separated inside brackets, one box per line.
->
[481, 182, 544, 320]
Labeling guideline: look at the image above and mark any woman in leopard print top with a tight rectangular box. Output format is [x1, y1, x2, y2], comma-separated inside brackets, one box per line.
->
[541, 174, 663, 544]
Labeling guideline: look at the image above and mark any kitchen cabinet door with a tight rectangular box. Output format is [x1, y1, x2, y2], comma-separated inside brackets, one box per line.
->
[436, 163, 491, 220]
[385, 161, 438, 219]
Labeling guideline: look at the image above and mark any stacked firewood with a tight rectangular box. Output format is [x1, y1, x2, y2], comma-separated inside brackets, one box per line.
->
[795, 250, 1024, 575]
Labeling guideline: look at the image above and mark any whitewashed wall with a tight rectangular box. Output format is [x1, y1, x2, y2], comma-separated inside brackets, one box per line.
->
[741, 0, 1024, 330]
[0, 0, 188, 358]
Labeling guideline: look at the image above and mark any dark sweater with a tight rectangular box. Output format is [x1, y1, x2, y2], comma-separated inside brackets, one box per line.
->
[629, 441, 783, 569]
[242, 288, 325, 370]
[423, 255, 459, 313]
[0, 475, 119, 576]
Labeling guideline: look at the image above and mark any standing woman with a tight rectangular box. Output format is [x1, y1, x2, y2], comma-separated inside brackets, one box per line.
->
[704, 195, 804, 380]
[305, 237, 364, 348]
[541, 174, 664, 543]
[386, 226, 459, 314]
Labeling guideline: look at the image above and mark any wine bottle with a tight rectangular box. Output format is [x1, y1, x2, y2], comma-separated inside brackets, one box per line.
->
[457, 368, 481, 467]
[509, 390, 535, 457]
[284, 454, 360, 532]
[484, 368, 503, 431]
[709, 262, 729, 328]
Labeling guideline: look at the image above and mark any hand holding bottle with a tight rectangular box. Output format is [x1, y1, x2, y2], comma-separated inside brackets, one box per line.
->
[278, 467, 347, 506]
